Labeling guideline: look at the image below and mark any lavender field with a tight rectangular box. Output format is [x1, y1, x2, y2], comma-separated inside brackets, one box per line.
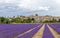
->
[49, 24, 60, 34]
[42, 25, 54, 38]
[0, 24, 60, 38]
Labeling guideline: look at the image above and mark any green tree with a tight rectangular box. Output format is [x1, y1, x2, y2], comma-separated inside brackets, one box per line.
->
[0, 17, 10, 24]
[3, 18, 10, 24]
[11, 17, 21, 23]
[58, 19, 60, 22]
[35, 14, 38, 16]
[0, 17, 5, 23]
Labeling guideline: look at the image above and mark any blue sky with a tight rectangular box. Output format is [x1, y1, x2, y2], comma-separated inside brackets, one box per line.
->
[0, 0, 60, 17]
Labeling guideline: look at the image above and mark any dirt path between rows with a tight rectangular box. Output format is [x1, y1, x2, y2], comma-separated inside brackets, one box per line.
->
[14, 25, 41, 38]
[47, 24, 60, 38]
[32, 24, 45, 38]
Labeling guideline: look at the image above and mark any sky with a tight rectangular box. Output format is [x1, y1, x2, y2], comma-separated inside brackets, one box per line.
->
[0, 0, 60, 17]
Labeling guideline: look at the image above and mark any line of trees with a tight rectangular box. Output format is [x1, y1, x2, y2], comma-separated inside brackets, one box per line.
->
[0, 16, 60, 24]
[0, 17, 35, 24]
[43, 18, 60, 23]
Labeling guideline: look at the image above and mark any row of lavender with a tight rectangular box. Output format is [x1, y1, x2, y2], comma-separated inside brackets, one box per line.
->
[17, 25, 42, 38]
[42, 24, 54, 38]
[0, 24, 42, 38]
[49, 23, 60, 34]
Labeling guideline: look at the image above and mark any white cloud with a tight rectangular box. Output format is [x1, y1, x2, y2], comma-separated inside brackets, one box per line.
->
[18, 0, 50, 11]
[18, 4, 49, 11]
[0, 0, 60, 16]
[0, 0, 11, 3]
[38, 6, 49, 11]
[53, 0, 60, 4]
[0, 0, 20, 3]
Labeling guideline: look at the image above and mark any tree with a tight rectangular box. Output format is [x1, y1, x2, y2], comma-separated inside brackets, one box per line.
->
[11, 18, 21, 23]
[58, 19, 60, 22]
[0, 17, 11, 24]
[0, 17, 5, 23]
[35, 14, 38, 16]
[3, 18, 10, 24]
[31, 18, 35, 23]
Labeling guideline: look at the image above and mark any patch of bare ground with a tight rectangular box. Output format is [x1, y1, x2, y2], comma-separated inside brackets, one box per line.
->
[32, 24, 45, 38]
[47, 24, 60, 38]
[14, 25, 40, 38]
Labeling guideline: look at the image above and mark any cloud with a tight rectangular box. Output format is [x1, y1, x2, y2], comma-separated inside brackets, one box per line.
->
[0, 0, 21, 4]
[0, 0, 60, 16]
[18, 4, 49, 11]
[53, 0, 60, 4]
[18, 0, 50, 11]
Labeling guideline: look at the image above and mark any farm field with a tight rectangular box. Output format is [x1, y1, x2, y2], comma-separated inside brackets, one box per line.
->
[0, 24, 60, 38]
[49, 24, 60, 34]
